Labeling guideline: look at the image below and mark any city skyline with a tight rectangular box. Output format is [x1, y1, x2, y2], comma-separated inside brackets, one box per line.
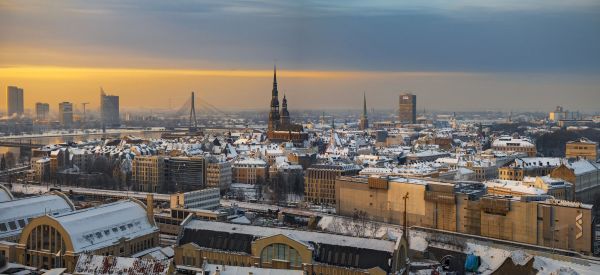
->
[1, 1, 599, 112]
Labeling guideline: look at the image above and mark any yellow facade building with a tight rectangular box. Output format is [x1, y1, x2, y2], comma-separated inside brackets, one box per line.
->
[15, 199, 159, 272]
[566, 138, 598, 161]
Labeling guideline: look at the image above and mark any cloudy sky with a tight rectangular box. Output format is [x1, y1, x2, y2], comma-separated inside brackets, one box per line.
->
[1, 0, 599, 112]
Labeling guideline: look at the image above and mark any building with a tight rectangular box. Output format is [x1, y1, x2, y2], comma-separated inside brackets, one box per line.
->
[100, 89, 120, 127]
[35, 102, 50, 121]
[492, 136, 537, 157]
[165, 156, 206, 192]
[174, 218, 398, 275]
[232, 158, 268, 185]
[304, 163, 360, 205]
[484, 176, 573, 200]
[58, 102, 74, 127]
[359, 92, 369, 130]
[6, 86, 24, 117]
[550, 159, 600, 204]
[266, 66, 307, 145]
[15, 199, 159, 272]
[549, 106, 568, 122]
[335, 176, 593, 255]
[32, 157, 51, 183]
[206, 159, 232, 192]
[398, 93, 416, 124]
[566, 138, 598, 161]
[132, 155, 165, 193]
[169, 188, 220, 210]
[498, 157, 561, 181]
[0, 192, 75, 242]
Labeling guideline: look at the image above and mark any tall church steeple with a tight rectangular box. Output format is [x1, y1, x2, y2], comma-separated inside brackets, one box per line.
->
[268, 64, 280, 131]
[359, 92, 369, 130]
[280, 93, 290, 127]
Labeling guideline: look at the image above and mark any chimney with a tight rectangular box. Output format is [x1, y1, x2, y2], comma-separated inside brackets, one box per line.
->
[146, 194, 154, 221]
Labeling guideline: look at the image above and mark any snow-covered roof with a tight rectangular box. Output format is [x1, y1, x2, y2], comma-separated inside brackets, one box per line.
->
[52, 200, 158, 253]
[568, 159, 598, 175]
[202, 263, 303, 275]
[492, 136, 534, 148]
[484, 180, 546, 196]
[0, 194, 74, 239]
[74, 253, 171, 275]
[183, 219, 395, 252]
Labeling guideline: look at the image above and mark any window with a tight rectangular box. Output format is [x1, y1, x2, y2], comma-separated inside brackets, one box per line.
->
[17, 219, 26, 228]
[8, 221, 17, 230]
[260, 243, 303, 267]
[0, 223, 7, 231]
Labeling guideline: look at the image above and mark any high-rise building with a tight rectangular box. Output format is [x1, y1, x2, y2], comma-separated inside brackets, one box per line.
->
[359, 92, 369, 130]
[268, 66, 280, 132]
[35, 102, 50, 121]
[304, 164, 360, 205]
[100, 89, 120, 127]
[58, 102, 73, 127]
[132, 155, 165, 193]
[266, 65, 307, 144]
[165, 157, 207, 193]
[206, 159, 232, 192]
[398, 93, 416, 124]
[6, 86, 24, 117]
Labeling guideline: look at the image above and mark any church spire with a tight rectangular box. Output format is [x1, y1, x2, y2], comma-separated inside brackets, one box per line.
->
[362, 92, 367, 118]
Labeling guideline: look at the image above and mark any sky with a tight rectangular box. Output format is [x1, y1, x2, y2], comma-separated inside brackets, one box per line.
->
[0, 0, 599, 113]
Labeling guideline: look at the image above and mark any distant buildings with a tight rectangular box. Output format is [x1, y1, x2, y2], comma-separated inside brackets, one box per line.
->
[398, 92, 416, 124]
[35, 102, 49, 121]
[6, 86, 24, 117]
[549, 105, 568, 122]
[58, 101, 74, 127]
[100, 90, 120, 127]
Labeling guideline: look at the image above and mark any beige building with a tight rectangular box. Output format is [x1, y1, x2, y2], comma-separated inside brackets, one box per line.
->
[16, 199, 159, 272]
[232, 158, 268, 184]
[132, 155, 165, 192]
[335, 176, 593, 255]
[566, 138, 598, 161]
[206, 159, 232, 192]
[305, 164, 360, 205]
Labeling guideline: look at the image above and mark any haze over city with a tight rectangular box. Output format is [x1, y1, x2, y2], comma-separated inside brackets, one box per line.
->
[1, 0, 599, 111]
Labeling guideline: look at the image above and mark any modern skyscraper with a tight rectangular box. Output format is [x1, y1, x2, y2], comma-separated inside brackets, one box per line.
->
[58, 102, 73, 127]
[398, 93, 416, 124]
[100, 89, 120, 127]
[359, 92, 369, 130]
[35, 103, 50, 121]
[6, 86, 24, 117]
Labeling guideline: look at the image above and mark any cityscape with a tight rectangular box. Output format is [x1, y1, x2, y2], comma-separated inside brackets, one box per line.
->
[1, 1, 600, 275]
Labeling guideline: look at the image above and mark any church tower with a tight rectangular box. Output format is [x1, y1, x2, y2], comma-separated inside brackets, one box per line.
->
[359, 92, 369, 130]
[280, 94, 290, 127]
[268, 65, 280, 131]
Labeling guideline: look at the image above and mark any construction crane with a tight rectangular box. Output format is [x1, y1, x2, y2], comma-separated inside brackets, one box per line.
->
[81, 102, 90, 128]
